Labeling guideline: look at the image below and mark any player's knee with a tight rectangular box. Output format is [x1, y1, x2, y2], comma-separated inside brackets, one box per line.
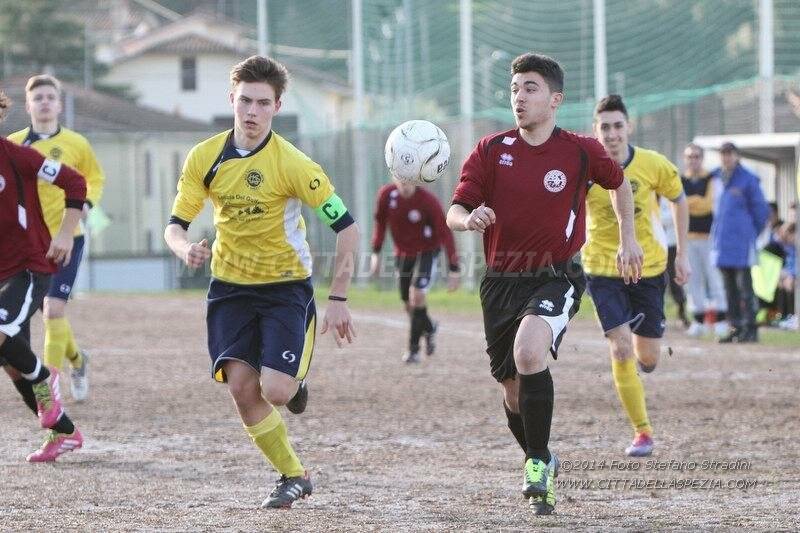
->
[227, 379, 261, 407]
[43, 298, 67, 319]
[609, 339, 634, 361]
[262, 386, 293, 407]
[409, 288, 426, 307]
[513, 345, 548, 372]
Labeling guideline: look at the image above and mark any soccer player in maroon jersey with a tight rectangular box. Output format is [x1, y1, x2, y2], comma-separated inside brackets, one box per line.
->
[447, 53, 643, 514]
[0, 89, 87, 462]
[370, 178, 461, 362]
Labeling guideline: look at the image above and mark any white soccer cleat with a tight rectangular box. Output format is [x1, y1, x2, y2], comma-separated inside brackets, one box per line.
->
[686, 322, 707, 338]
[713, 321, 730, 338]
[70, 351, 89, 402]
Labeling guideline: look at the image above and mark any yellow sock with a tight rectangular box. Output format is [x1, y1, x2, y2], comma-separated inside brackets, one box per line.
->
[244, 408, 305, 477]
[611, 358, 652, 435]
[63, 319, 83, 368]
[43, 317, 70, 369]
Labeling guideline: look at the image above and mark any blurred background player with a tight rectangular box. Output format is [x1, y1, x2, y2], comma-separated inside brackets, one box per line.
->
[6, 75, 106, 401]
[681, 143, 728, 337]
[164, 56, 359, 509]
[584, 94, 689, 457]
[448, 54, 641, 515]
[711, 142, 770, 343]
[658, 195, 690, 329]
[0, 88, 86, 462]
[369, 177, 460, 363]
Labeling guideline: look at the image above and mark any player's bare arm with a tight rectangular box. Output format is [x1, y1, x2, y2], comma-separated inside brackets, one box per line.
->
[321, 222, 359, 347]
[668, 192, 691, 285]
[46, 207, 83, 266]
[447, 203, 496, 233]
[164, 224, 211, 268]
[609, 177, 644, 284]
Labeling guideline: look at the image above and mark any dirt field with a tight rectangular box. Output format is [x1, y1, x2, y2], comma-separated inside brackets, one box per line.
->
[1, 293, 799, 531]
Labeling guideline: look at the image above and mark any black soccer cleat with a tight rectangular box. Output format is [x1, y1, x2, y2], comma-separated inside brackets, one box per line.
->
[423, 321, 438, 356]
[261, 471, 313, 509]
[286, 380, 308, 415]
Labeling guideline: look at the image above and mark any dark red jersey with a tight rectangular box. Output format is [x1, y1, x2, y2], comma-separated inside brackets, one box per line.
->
[452, 127, 623, 272]
[0, 137, 86, 280]
[372, 183, 459, 269]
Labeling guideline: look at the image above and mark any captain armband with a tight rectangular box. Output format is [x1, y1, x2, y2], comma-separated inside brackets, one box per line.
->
[314, 193, 355, 233]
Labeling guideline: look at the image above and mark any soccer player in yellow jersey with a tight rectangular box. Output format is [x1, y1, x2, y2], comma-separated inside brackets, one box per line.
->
[4, 75, 105, 406]
[584, 95, 690, 457]
[164, 56, 359, 509]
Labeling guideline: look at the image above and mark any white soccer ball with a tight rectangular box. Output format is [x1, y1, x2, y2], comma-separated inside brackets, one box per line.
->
[384, 120, 450, 184]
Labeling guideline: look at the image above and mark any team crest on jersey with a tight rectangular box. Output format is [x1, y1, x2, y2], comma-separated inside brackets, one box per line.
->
[498, 153, 513, 167]
[629, 178, 639, 193]
[49, 147, 62, 160]
[245, 170, 264, 189]
[0, 175, 5, 193]
[408, 209, 421, 223]
[543, 170, 567, 193]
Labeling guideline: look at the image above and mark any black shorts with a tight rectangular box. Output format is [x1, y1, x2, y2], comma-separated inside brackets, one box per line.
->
[206, 277, 316, 383]
[47, 235, 85, 301]
[586, 274, 666, 338]
[0, 270, 50, 339]
[396, 249, 439, 302]
[480, 260, 586, 383]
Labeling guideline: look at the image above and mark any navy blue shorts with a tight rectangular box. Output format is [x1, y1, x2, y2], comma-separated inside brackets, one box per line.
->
[206, 277, 316, 383]
[586, 274, 666, 338]
[47, 235, 85, 300]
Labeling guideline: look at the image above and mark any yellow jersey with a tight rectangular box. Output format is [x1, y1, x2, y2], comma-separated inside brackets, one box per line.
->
[583, 145, 683, 278]
[171, 130, 337, 285]
[8, 126, 105, 237]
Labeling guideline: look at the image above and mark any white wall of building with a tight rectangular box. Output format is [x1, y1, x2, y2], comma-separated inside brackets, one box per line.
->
[104, 53, 352, 136]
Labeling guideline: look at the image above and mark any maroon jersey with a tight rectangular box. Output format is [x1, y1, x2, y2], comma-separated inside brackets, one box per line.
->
[453, 127, 623, 271]
[0, 137, 86, 280]
[372, 183, 459, 269]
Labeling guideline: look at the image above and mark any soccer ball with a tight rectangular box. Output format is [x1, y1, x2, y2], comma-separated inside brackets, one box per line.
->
[384, 120, 450, 184]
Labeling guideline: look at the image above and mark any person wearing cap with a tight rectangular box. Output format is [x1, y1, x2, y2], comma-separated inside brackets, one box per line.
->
[711, 142, 770, 343]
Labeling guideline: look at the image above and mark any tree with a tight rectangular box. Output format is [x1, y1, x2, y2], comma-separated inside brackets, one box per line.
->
[0, 0, 130, 98]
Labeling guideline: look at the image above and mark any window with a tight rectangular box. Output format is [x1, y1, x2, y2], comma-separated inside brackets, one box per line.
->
[181, 57, 196, 91]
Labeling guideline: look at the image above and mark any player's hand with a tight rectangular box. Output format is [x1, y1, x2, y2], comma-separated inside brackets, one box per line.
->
[674, 251, 691, 286]
[368, 253, 380, 279]
[616, 237, 644, 284]
[465, 204, 496, 233]
[447, 270, 461, 291]
[320, 300, 357, 348]
[81, 203, 90, 221]
[46, 231, 74, 266]
[183, 239, 211, 268]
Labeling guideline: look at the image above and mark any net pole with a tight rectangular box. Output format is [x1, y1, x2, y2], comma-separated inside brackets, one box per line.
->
[257, 0, 269, 57]
[460, 0, 476, 289]
[758, 0, 774, 133]
[352, 0, 369, 281]
[593, 0, 607, 100]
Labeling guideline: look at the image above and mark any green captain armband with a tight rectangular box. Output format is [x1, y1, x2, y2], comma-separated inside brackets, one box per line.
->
[314, 193, 355, 233]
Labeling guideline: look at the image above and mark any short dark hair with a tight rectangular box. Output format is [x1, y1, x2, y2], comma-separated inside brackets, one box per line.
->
[685, 142, 704, 156]
[594, 94, 628, 118]
[510, 53, 564, 93]
[26, 74, 62, 94]
[0, 90, 9, 122]
[230, 55, 290, 100]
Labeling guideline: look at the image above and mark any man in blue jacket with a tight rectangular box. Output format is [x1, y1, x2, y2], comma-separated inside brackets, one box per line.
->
[711, 142, 770, 343]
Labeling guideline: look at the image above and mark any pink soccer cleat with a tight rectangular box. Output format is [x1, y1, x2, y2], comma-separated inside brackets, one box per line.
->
[32, 368, 64, 429]
[625, 432, 654, 457]
[26, 429, 83, 462]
